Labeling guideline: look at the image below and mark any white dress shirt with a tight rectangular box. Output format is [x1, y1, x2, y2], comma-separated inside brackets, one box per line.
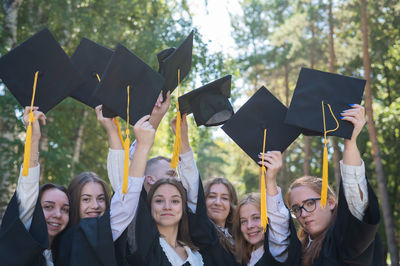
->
[159, 237, 204, 266]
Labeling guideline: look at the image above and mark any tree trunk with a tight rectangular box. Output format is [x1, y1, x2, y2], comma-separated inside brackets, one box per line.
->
[360, 1, 399, 264]
[2, 0, 23, 49]
[71, 109, 88, 177]
[0, 0, 23, 221]
[328, 0, 341, 193]
[279, 62, 290, 190]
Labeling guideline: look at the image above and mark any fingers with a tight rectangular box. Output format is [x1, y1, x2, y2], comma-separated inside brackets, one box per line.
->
[135, 115, 151, 126]
[24, 106, 39, 116]
[341, 104, 366, 126]
[155, 92, 163, 108]
[257, 151, 282, 168]
[33, 111, 46, 126]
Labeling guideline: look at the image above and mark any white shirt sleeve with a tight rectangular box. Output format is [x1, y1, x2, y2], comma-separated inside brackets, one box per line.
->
[16, 164, 40, 230]
[110, 176, 145, 241]
[266, 187, 290, 263]
[340, 160, 368, 221]
[107, 148, 125, 192]
[129, 140, 137, 161]
[177, 149, 199, 213]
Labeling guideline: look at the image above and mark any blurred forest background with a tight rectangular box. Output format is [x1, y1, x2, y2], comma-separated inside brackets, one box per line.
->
[0, 0, 399, 264]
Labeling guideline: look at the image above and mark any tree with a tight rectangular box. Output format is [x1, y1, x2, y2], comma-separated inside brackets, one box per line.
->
[360, 0, 398, 264]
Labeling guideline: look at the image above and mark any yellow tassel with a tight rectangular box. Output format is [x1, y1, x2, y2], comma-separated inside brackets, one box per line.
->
[170, 106, 181, 170]
[122, 85, 131, 195]
[321, 143, 328, 208]
[170, 68, 181, 170]
[113, 118, 124, 148]
[122, 135, 130, 194]
[22, 113, 34, 176]
[260, 129, 268, 230]
[22, 71, 39, 176]
[320, 101, 339, 208]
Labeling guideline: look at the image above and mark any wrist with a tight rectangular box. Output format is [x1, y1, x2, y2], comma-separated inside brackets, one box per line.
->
[344, 139, 357, 150]
[135, 142, 152, 154]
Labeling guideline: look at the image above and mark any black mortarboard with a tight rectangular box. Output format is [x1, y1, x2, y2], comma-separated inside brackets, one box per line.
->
[284, 67, 365, 139]
[0, 28, 83, 113]
[93, 43, 164, 125]
[178, 75, 234, 127]
[70, 38, 113, 108]
[157, 31, 193, 98]
[222, 86, 301, 164]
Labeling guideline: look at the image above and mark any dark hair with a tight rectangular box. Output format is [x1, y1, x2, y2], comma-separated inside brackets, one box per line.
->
[232, 193, 261, 265]
[39, 183, 70, 257]
[286, 176, 337, 266]
[39, 183, 70, 204]
[204, 177, 238, 254]
[147, 178, 197, 251]
[67, 172, 111, 226]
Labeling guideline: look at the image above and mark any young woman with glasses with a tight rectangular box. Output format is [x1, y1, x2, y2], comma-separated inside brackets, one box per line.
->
[285, 104, 382, 265]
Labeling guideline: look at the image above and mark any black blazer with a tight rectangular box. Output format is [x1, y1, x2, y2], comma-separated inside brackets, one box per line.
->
[0, 192, 48, 266]
[305, 179, 383, 266]
[54, 210, 117, 266]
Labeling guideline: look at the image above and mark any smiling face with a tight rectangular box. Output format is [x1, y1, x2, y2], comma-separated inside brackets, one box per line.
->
[79, 182, 106, 219]
[239, 203, 264, 246]
[206, 183, 231, 227]
[289, 185, 335, 238]
[151, 184, 183, 228]
[40, 188, 69, 243]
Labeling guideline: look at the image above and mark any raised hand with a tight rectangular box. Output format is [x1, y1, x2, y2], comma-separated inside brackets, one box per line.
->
[341, 104, 366, 143]
[171, 113, 190, 154]
[23, 106, 46, 142]
[134, 115, 155, 151]
[258, 151, 282, 196]
[95, 105, 123, 149]
[149, 91, 171, 129]
[341, 104, 365, 166]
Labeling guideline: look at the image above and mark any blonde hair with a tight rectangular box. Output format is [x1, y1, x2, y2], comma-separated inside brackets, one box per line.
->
[232, 193, 261, 264]
[286, 176, 337, 266]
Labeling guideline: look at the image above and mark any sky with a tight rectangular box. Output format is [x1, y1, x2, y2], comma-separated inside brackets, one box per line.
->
[188, 0, 242, 56]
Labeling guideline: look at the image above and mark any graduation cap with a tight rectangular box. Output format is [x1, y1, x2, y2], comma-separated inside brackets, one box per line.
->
[222, 86, 301, 164]
[222, 86, 301, 231]
[0, 27, 83, 113]
[284, 67, 365, 208]
[284, 67, 365, 139]
[93, 43, 164, 195]
[157, 30, 193, 98]
[94, 43, 164, 125]
[178, 75, 234, 127]
[0, 28, 83, 177]
[70, 38, 113, 108]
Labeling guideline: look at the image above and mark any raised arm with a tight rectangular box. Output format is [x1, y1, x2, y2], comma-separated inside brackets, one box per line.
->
[259, 151, 290, 263]
[171, 114, 199, 213]
[17, 106, 46, 229]
[340, 104, 368, 220]
[110, 115, 155, 240]
[96, 105, 125, 192]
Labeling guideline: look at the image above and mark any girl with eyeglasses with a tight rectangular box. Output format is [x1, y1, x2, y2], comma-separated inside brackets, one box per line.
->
[285, 104, 382, 265]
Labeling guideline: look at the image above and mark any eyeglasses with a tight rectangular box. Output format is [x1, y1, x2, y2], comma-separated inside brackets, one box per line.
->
[289, 198, 321, 218]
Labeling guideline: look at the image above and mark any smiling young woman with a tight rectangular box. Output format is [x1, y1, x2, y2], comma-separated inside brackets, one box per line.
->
[0, 107, 71, 266]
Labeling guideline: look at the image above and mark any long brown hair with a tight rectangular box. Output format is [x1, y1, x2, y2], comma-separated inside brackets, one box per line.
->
[286, 176, 337, 266]
[232, 193, 262, 265]
[67, 172, 111, 226]
[147, 178, 197, 251]
[204, 177, 238, 254]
